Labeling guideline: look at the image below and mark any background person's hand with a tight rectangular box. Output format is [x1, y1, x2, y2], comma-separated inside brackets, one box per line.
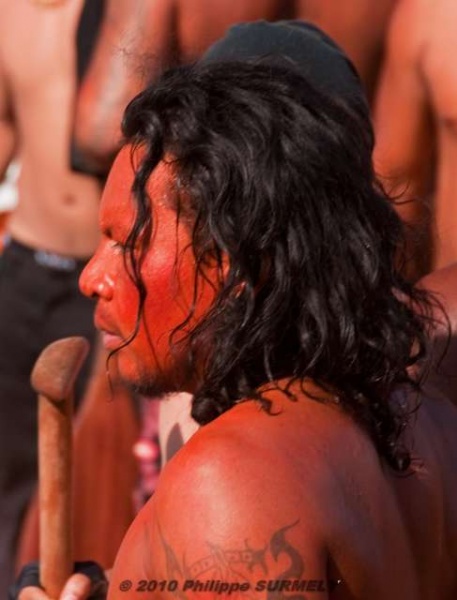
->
[19, 572, 92, 600]
[11, 561, 108, 600]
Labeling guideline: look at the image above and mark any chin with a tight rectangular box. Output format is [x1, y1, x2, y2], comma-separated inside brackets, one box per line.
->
[113, 351, 193, 399]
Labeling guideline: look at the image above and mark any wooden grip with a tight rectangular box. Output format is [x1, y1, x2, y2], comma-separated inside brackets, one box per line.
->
[38, 393, 73, 597]
[32, 336, 89, 597]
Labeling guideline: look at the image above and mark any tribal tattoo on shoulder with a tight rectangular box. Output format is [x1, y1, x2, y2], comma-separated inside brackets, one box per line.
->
[159, 521, 341, 599]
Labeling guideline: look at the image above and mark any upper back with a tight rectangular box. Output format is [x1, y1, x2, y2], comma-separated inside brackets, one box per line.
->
[241, 386, 457, 599]
[211, 386, 457, 599]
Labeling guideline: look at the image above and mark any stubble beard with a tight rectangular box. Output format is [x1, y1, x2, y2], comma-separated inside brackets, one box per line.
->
[125, 373, 185, 399]
[121, 352, 196, 400]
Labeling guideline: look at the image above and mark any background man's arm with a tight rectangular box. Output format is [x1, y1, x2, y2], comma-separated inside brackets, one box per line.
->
[74, 0, 176, 174]
[294, 0, 397, 101]
[374, 0, 435, 226]
[0, 52, 15, 180]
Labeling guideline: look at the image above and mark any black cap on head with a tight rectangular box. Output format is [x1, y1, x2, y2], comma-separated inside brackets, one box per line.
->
[202, 20, 367, 108]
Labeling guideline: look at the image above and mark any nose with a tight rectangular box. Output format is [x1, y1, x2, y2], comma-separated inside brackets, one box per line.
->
[79, 253, 114, 300]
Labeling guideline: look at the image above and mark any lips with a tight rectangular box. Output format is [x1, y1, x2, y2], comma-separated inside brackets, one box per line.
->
[100, 330, 124, 350]
[94, 311, 124, 350]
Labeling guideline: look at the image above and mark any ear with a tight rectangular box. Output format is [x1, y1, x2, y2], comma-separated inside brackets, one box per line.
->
[222, 256, 269, 298]
[233, 280, 247, 299]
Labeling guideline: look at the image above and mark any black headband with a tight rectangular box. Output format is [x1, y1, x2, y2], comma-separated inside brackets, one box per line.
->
[202, 20, 367, 108]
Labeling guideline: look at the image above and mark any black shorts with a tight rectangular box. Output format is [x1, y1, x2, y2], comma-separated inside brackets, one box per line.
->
[0, 238, 96, 591]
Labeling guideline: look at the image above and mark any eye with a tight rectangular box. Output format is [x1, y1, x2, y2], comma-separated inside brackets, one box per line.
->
[110, 240, 131, 255]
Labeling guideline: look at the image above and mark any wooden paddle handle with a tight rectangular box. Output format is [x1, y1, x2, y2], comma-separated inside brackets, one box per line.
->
[31, 337, 89, 597]
[38, 392, 73, 596]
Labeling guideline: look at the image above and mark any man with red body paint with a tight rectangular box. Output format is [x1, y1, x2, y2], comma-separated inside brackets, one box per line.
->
[74, 0, 398, 474]
[15, 21, 457, 600]
[72, 0, 398, 492]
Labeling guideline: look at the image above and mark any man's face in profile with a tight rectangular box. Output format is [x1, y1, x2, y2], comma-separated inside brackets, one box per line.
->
[79, 146, 220, 396]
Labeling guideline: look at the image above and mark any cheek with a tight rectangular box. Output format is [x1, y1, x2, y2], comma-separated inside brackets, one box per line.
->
[113, 261, 142, 334]
[141, 257, 194, 337]
[139, 248, 218, 342]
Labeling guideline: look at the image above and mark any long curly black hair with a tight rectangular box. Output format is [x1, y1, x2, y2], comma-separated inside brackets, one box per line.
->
[120, 59, 438, 471]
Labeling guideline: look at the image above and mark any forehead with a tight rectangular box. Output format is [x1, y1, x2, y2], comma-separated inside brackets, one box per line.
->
[99, 145, 176, 231]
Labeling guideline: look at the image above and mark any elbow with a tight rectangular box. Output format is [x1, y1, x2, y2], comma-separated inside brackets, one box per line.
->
[72, 101, 122, 177]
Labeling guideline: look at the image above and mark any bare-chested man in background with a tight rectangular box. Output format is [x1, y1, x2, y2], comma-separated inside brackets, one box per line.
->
[0, 0, 102, 590]
[375, 0, 457, 277]
[75, 0, 397, 175]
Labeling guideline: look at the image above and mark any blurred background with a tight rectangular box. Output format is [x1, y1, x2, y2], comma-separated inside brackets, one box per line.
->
[2, 0, 453, 593]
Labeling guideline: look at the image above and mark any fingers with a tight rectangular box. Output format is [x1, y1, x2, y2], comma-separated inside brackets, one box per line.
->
[18, 587, 49, 600]
[16, 574, 92, 600]
[58, 574, 92, 600]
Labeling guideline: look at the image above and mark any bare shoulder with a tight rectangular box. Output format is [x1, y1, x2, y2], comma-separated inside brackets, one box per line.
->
[155, 385, 390, 522]
[159, 391, 385, 524]
[141, 392, 347, 597]
[110, 388, 423, 598]
[159, 387, 376, 496]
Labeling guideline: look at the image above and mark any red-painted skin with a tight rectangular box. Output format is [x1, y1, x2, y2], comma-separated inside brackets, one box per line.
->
[20, 148, 457, 600]
[79, 148, 220, 394]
